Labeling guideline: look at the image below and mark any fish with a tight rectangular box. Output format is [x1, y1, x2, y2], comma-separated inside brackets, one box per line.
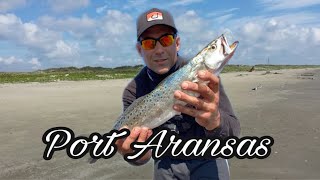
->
[113, 34, 239, 130]
[88, 34, 239, 164]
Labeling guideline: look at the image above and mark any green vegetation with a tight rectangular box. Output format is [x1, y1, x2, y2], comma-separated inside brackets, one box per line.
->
[221, 64, 320, 73]
[0, 65, 143, 83]
[1, 64, 319, 84]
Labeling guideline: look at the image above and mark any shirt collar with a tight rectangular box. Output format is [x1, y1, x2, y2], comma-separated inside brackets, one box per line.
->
[146, 59, 181, 84]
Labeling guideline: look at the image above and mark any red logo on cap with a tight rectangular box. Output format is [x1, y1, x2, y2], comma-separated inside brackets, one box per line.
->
[146, 11, 163, 21]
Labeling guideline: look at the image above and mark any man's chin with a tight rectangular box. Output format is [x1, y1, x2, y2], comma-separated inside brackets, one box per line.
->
[155, 68, 170, 75]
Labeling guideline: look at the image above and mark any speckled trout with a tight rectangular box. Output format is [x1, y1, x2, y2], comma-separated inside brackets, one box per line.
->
[113, 34, 239, 130]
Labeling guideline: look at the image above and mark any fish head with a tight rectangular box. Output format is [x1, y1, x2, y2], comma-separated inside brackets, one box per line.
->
[201, 34, 239, 75]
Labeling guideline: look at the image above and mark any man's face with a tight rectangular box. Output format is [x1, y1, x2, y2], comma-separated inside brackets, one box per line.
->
[136, 25, 180, 75]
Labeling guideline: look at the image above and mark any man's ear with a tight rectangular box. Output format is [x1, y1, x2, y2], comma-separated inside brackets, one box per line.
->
[175, 35, 181, 52]
[136, 43, 142, 57]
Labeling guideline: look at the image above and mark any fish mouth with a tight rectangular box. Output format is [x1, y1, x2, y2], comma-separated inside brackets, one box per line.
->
[230, 41, 239, 50]
[221, 34, 239, 55]
[211, 35, 239, 75]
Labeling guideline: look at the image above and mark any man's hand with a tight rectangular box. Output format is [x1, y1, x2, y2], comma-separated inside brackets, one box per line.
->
[173, 70, 220, 131]
[115, 126, 153, 165]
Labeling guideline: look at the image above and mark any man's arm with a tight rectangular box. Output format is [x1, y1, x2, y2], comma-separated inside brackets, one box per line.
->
[122, 80, 137, 111]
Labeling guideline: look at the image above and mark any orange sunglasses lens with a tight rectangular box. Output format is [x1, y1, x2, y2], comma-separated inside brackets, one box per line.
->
[160, 35, 174, 47]
[141, 34, 175, 50]
[141, 39, 156, 50]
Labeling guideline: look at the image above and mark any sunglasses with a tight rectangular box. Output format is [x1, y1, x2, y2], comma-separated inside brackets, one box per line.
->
[139, 33, 176, 50]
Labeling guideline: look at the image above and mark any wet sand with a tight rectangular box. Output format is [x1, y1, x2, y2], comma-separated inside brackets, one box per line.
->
[0, 68, 319, 179]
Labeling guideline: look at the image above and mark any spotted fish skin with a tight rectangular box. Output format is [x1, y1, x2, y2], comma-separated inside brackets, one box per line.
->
[113, 34, 239, 130]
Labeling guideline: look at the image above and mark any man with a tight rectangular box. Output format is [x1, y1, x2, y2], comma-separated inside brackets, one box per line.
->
[115, 8, 240, 180]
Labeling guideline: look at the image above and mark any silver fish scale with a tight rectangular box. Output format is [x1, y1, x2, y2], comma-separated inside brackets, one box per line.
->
[113, 62, 202, 130]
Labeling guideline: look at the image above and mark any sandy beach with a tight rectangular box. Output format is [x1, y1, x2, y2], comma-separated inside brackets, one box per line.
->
[0, 68, 319, 180]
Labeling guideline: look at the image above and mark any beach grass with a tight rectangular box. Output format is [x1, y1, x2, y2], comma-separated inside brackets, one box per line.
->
[1, 64, 319, 83]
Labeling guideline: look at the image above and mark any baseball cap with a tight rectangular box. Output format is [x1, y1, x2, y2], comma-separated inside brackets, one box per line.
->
[136, 8, 177, 40]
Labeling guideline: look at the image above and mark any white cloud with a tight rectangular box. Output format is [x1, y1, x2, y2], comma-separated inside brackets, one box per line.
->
[122, 0, 149, 9]
[28, 57, 40, 65]
[170, 0, 203, 6]
[241, 22, 264, 41]
[46, 40, 79, 58]
[98, 55, 112, 63]
[96, 5, 108, 14]
[0, 56, 43, 71]
[0, 0, 26, 12]
[0, 56, 22, 65]
[0, 14, 57, 48]
[175, 10, 217, 56]
[207, 8, 239, 17]
[95, 10, 135, 49]
[0, 13, 78, 60]
[205, 8, 239, 25]
[214, 14, 234, 24]
[311, 28, 320, 44]
[28, 57, 41, 69]
[268, 12, 320, 26]
[0, 10, 139, 71]
[38, 15, 96, 38]
[176, 10, 207, 33]
[259, 0, 320, 11]
[229, 16, 320, 64]
[101, 10, 133, 35]
[171, 9, 320, 65]
[2, 1, 320, 71]
[48, 0, 90, 13]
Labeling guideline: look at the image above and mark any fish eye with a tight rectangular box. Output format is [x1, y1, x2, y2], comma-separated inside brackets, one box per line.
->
[211, 44, 217, 50]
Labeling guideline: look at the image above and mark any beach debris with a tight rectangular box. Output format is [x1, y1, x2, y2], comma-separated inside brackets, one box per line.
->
[297, 73, 315, 80]
[273, 72, 282, 74]
[252, 84, 262, 91]
[297, 77, 315, 80]
[248, 66, 255, 72]
[300, 73, 315, 76]
[261, 71, 271, 75]
[96, 74, 114, 78]
[236, 73, 248, 77]
[113, 34, 239, 130]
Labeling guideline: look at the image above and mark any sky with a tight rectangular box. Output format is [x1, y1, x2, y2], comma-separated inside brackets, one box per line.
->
[0, 0, 320, 72]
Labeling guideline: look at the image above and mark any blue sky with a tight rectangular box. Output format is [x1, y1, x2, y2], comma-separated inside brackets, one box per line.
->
[0, 0, 320, 72]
